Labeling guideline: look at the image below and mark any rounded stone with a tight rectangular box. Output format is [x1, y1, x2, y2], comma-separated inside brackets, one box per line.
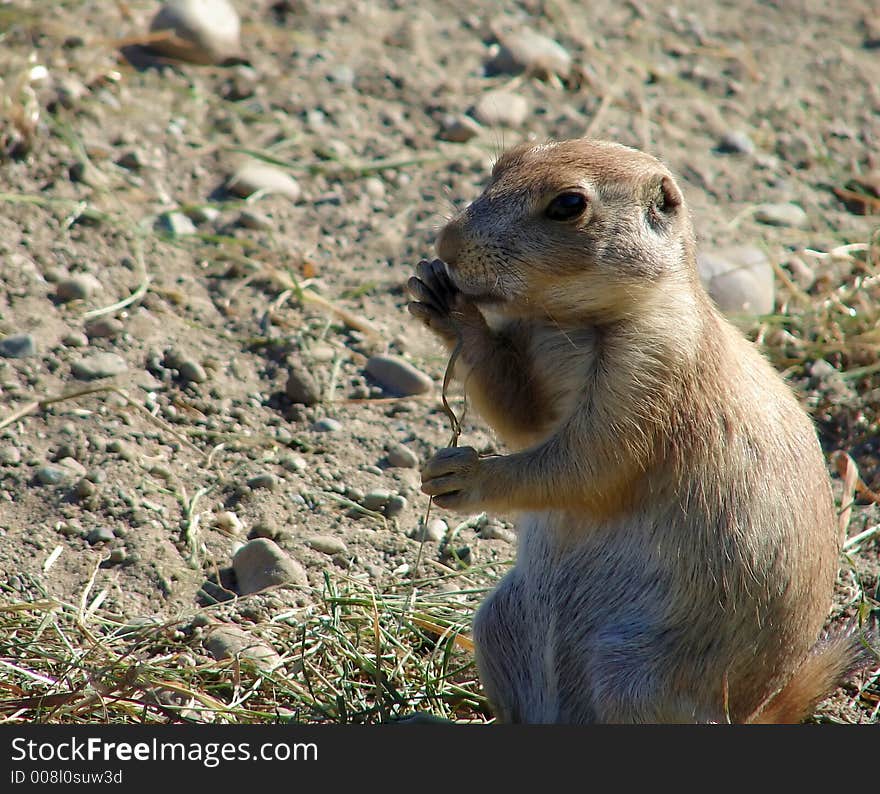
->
[227, 161, 301, 202]
[56, 273, 101, 302]
[385, 442, 419, 469]
[697, 246, 774, 316]
[285, 363, 321, 405]
[71, 352, 128, 380]
[232, 538, 307, 595]
[204, 624, 283, 672]
[306, 535, 348, 555]
[149, 0, 242, 66]
[86, 527, 115, 544]
[754, 203, 808, 228]
[365, 355, 433, 396]
[0, 334, 36, 358]
[472, 90, 529, 128]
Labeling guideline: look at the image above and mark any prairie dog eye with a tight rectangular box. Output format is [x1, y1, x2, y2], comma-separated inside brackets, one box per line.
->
[545, 192, 588, 221]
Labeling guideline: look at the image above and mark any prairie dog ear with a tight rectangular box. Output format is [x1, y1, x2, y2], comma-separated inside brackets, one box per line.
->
[657, 175, 683, 213]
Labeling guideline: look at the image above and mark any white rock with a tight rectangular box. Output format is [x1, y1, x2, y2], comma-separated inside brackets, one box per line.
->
[488, 27, 572, 79]
[149, 0, 242, 65]
[697, 246, 774, 315]
[365, 355, 433, 396]
[227, 161, 302, 202]
[472, 90, 529, 128]
[755, 203, 808, 228]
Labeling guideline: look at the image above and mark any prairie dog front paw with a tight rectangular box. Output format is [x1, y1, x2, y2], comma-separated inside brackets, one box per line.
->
[407, 258, 484, 343]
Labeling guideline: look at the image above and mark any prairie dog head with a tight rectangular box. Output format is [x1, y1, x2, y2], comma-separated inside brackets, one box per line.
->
[436, 139, 699, 322]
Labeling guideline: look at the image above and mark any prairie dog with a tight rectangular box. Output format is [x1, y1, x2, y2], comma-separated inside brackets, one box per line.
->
[407, 138, 861, 724]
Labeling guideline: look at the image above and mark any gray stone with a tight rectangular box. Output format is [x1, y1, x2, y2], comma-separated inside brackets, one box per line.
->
[35, 465, 72, 486]
[410, 518, 447, 542]
[235, 210, 273, 230]
[285, 363, 321, 405]
[0, 334, 36, 358]
[232, 538, 307, 595]
[306, 535, 348, 555]
[62, 331, 89, 347]
[438, 114, 482, 143]
[178, 359, 208, 383]
[149, 0, 242, 65]
[697, 246, 774, 315]
[365, 355, 433, 396]
[86, 527, 115, 544]
[755, 203, 808, 228]
[204, 625, 283, 672]
[71, 352, 128, 379]
[487, 27, 572, 79]
[116, 150, 144, 171]
[314, 417, 342, 432]
[247, 472, 278, 490]
[362, 488, 391, 511]
[0, 445, 21, 465]
[157, 211, 197, 237]
[717, 130, 754, 155]
[384, 494, 408, 518]
[227, 161, 301, 202]
[472, 90, 529, 128]
[386, 442, 419, 469]
[85, 317, 124, 339]
[56, 273, 101, 302]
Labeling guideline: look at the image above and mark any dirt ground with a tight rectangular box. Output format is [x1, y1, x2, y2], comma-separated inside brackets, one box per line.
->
[0, 0, 878, 722]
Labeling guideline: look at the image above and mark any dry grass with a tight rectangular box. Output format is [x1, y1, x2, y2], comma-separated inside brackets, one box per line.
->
[0, 570, 492, 724]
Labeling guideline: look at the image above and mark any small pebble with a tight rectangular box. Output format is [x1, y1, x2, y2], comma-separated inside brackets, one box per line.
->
[214, 511, 244, 534]
[107, 548, 128, 565]
[314, 417, 342, 432]
[116, 150, 144, 171]
[472, 90, 529, 128]
[365, 355, 433, 396]
[411, 518, 447, 542]
[36, 465, 73, 486]
[157, 211, 197, 237]
[178, 359, 208, 384]
[232, 538, 308, 594]
[149, 0, 242, 65]
[235, 210, 273, 230]
[754, 203, 808, 228]
[71, 352, 128, 380]
[56, 274, 102, 302]
[227, 161, 301, 201]
[247, 472, 278, 490]
[362, 488, 392, 511]
[487, 27, 572, 79]
[0, 333, 36, 358]
[62, 331, 89, 347]
[716, 130, 754, 155]
[75, 478, 96, 499]
[249, 520, 280, 540]
[86, 527, 115, 544]
[0, 446, 22, 465]
[438, 114, 482, 143]
[384, 494, 408, 518]
[306, 535, 348, 555]
[386, 442, 419, 469]
[204, 625, 283, 672]
[85, 317, 124, 339]
[285, 362, 321, 405]
[282, 455, 308, 473]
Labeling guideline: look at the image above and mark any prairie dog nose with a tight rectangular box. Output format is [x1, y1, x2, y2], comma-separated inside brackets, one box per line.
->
[436, 217, 463, 267]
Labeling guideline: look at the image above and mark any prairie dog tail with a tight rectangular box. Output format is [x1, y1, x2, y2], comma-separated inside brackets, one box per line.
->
[748, 631, 872, 724]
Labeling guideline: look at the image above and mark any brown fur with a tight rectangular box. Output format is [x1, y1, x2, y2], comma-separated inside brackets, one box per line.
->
[407, 138, 861, 723]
